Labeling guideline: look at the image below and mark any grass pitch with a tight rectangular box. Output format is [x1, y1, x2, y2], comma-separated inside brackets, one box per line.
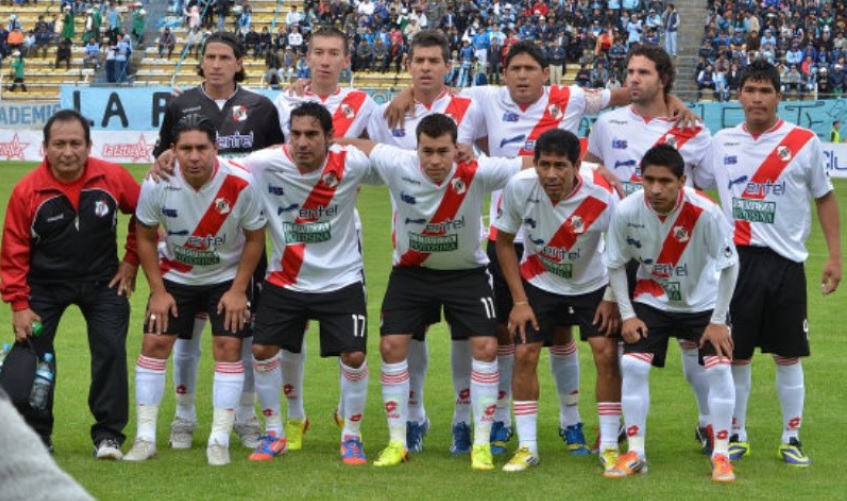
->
[0, 162, 845, 500]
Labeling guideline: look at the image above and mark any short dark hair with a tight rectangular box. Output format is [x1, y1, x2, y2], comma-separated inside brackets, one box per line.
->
[739, 59, 781, 92]
[504, 40, 549, 69]
[641, 144, 685, 179]
[310, 27, 349, 55]
[416, 113, 458, 144]
[44, 109, 91, 146]
[626, 45, 675, 93]
[409, 30, 450, 64]
[534, 129, 581, 165]
[171, 114, 217, 146]
[198, 31, 246, 82]
[289, 102, 334, 135]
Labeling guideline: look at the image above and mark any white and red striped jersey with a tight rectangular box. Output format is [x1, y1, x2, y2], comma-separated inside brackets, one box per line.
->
[274, 87, 377, 139]
[494, 167, 618, 295]
[711, 120, 833, 263]
[587, 106, 714, 196]
[367, 90, 485, 149]
[243, 144, 382, 292]
[461, 85, 610, 244]
[604, 187, 738, 313]
[136, 158, 266, 286]
[369, 144, 521, 270]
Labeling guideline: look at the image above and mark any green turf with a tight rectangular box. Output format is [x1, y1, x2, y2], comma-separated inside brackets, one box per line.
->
[0, 161, 845, 500]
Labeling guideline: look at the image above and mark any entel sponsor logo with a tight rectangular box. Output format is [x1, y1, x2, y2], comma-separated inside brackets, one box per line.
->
[299, 204, 337, 220]
[217, 131, 253, 150]
[743, 180, 787, 197]
[100, 134, 155, 162]
[187, 234, 226, 250]
[611, 138, 628, 149]
[651, 262, 688, 279]
[541, 246, 581, 261]
[425, 215, 465, 234]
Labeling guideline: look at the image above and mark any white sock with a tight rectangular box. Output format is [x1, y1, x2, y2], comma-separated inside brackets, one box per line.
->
[514, 400, 538, 455]
[135, 355, 167, 442]
[336, 358, 345, 418]
[704, 356, 734, 457]
[281, 340, 307, 421]
[406, 339, 428, 424]
[680, 342, 711, 427]
[212, 361, 244, 445]
[381, 360, 410, 446]
[621, 354, 652, 458]
[775, 358, 804, 443]
[172, 317, 204, 421]
[210, 408, 236, 447]
[451, 339, 472, 425]
[237, 336, 257, 423]
[253, 353, 283, 437]
[340, 361, 368, 440]
[494, 344, 514, 426]
[598, 402, 622, 451]
[550, 341, 581, 427]
[471, 358, 499, 445]
[731, 362, 752, 442]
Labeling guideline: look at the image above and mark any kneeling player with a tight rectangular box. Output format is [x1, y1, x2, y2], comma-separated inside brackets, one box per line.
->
[125, 115, 267, 466]
[604, 145, 739, 482]
[494, 129, 621, 472]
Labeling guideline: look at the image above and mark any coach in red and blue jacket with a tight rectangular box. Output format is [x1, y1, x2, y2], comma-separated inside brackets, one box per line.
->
[0, 109, 140, 459]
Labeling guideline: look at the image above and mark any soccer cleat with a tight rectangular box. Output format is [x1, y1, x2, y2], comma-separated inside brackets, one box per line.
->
[169, 417, 197, 449]
[599, 447, 620, 474]
[728, 434, 751, 461]
[207, 439, 230, 466]
[373, 441, 409, 467]
[333, 408, 344, 429]
[696, 425, 714, 455]
[340, 437, 367, 465]
[490, 421, 513, 455]
[449, 422, 472, 455]
[233, 416, 262, 449]
[94, 438, 124, 460]
[248, 433, 288, 461]
[560, 422, 591, 455]
[502, 447, 540, 472]
[711, 453, 736, 482]
[284, 417, 310, 451]
[122, 438, 156, 462]
[603, 451, 647, 478]
[471, 443, 495, 471]
[778, 438, 811, 467]
[406, 418, 430, 453]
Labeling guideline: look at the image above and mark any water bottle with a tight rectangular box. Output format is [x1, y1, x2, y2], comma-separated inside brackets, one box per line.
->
[30, 353, 54, 411]
[0, 342, 10, 375]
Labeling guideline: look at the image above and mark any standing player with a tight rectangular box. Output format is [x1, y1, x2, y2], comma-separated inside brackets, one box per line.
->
[367, 29, 486, 455]
[339, 113, 530, 471]
[585, 45, 717, 454]
[124, 115, 266, 466]
[153, 31, 285, 451]
[272, 27, 377, 451]
[243, 103, 381, 465]
[493, 129, 620, 472]
[604, 145, 739, 482]
[709, 60, 841, 466]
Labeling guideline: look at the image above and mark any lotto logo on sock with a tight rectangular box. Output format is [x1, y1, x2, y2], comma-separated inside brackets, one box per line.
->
[627, 425, 640, 437]
[263, 408, 274, 417]
[716, 430, 729, 440]
[350, 413, 362, 422]
[385, 401, 398, 415]
[283, 384, 294, 396]
[176, 384, 188, 395]
[456, 389, 470, 403]
[788, 417, 802, 429]
[484, 405, 496, 417]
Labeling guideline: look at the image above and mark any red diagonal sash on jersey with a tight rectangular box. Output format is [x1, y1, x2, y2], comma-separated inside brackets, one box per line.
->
[331, 91, 368, 137]
[443, 95, 472, 126]
[160, 170, 249, 276]
[268, 150, 347, 287]
[628, 125, 704, 184]
[397, 161, 478, 267]
[732, 127, 814, 245]
[518, 86, 571, 156]
[520, 195, 609, 281]
[633, 201, 704, 299]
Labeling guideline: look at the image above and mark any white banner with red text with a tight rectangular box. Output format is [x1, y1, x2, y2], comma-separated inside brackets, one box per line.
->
[0, 130, 158, 164]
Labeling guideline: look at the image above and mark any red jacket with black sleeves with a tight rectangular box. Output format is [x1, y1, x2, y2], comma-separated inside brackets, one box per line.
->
[1, 157, 140, 311]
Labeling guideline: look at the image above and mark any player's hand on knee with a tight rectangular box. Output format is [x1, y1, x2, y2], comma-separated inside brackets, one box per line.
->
[218, 289, 249, 333]
[147, 292, 177, 334]
[508, 303, 538, 344]
[148, 150, 176, 182]
[594, 300, 620, 335]
[700, 323, 733, 361]
[621, 317, 647, 344]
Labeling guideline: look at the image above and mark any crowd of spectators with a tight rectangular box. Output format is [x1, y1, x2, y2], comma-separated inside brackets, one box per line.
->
[698, 0, 847, 100]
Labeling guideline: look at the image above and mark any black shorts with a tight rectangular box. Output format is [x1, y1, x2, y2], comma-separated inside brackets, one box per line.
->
[253, 282, 368, 357]
[381, 266, 497, 340]
[730, 246, 809, 359]
[411, 306, 441, 342]
[624, 303, 717, 368]
[518, 282, 605, 345]
[487, 239, 525, 323]
[144, 280, 247, 339]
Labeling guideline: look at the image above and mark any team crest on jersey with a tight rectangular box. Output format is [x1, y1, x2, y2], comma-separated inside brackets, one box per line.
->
[569, 215, 585, 234]
[547, 104, 562, 119]
[321, 171, 340, 189]
[777, 146, 792, 161]
[232, 105, 248, 122]
[94, 200, 110, 218]
[214, 198, 231, 215]
[341, 103, 355, 119]
[451, 177, 467, 194]
[672, 225, 690, 243]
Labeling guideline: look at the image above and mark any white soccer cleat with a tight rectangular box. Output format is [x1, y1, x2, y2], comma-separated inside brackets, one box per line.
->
[169, 417, 197, 449]
[123, 437, 157, 461]
[233, 417, 262, 449]
[207, 440, 231, 466]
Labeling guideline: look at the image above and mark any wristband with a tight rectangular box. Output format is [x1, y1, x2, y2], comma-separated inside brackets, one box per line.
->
[514, 301, 529, 306]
